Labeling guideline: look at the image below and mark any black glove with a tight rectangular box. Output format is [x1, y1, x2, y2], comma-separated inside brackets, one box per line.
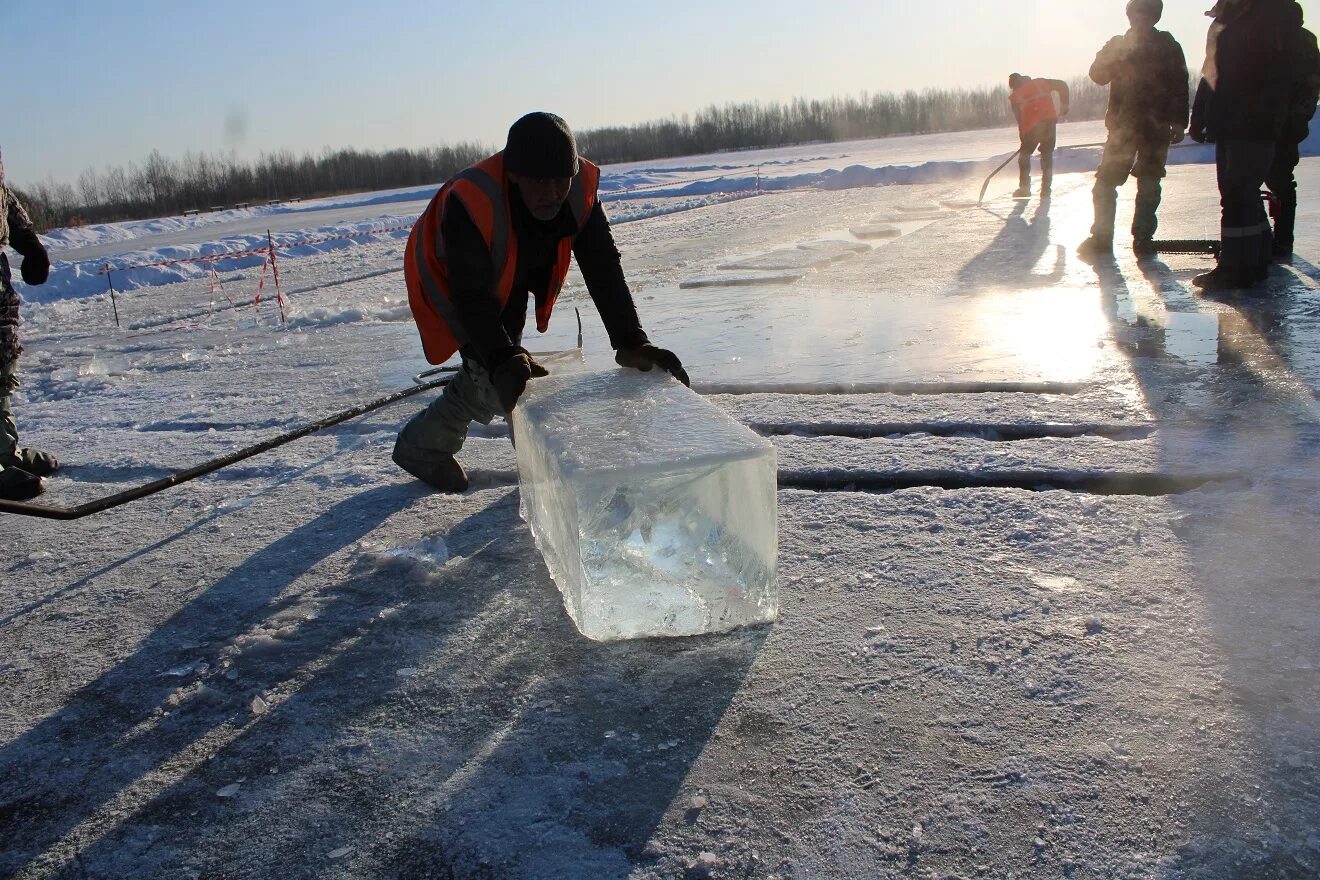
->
[1189, 124, 1206, 144]
[18, 245, 49, 286]
[491, 350, 549, 412]
[1169, 127, 1186, 145]
[616, 343, 690, 387]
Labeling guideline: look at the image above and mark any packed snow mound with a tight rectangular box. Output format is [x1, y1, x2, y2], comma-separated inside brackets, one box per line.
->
[25, 216, 416, 304]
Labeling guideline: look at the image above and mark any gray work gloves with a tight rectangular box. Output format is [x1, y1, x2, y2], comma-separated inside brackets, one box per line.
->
[616, 343, 690, 387]
[492, 350, 549, 412]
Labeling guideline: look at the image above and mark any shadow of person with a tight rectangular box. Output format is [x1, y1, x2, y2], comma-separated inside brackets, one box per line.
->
[1081, 253, 1320, 872]
[956, 199, 1062, 291]
[0, 483, 420, 876]
[45, 491, 766, 879]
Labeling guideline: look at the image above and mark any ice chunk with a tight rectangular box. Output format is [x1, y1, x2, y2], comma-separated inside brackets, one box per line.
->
[679, 271, 803, 288]
[717, 249, 834, 271]
[848, 224, 901, 240]
[513, 369, 778, 641]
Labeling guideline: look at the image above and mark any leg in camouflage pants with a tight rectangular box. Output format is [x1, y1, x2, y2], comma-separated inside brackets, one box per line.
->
[0, 253, 21, 465]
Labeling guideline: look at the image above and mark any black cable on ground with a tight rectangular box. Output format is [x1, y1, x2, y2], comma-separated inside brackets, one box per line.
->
[0, 376, 452, 521]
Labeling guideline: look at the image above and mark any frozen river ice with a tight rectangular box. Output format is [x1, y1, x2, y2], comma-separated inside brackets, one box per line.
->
[2, 145, 1319, 879]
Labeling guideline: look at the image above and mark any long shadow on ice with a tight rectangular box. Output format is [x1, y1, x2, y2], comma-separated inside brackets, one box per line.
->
[38, 491, 764, 879]
[955, 198, 1062, 291]
[0, 484, 418, 876]
[1085, 255, 1320, 875]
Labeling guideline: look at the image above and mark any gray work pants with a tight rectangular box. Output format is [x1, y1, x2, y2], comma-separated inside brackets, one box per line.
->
[395, 358, 505, 456]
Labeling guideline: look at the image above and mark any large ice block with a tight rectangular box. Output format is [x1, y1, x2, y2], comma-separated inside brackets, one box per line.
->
[512, 368, 778, 641]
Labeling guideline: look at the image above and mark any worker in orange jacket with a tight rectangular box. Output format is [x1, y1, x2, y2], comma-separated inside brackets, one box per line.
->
[1008, 73, 1071, 198]
[395, 112, 688, 493]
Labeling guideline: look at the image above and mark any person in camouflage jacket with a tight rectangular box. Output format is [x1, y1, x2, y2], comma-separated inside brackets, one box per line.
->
[1077, 0, 1190, 258]
[1, 150, 54, 501]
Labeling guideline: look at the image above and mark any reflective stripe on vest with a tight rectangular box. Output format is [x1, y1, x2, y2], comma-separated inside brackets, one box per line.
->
[404, 152, 600, 365]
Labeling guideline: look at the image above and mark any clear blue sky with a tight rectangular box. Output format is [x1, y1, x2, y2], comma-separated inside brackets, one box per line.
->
[4, 0, 1312, 187]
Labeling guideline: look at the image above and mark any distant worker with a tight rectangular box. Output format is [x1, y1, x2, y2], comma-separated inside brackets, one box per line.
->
[1078, 0, 1190, 259]
[1008, 72, 1070, 198]
[1189, 0, 1314, 290]
[394, 112, 689, 493]
[0, 150, 54, 501]
[1264, 1, 1320, 261]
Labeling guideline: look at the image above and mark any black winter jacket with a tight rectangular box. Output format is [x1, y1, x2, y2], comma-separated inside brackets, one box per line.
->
[1090, 28, 1189, 134]
[440, 189, 646, 370]
[1193, 0, 1304, 141]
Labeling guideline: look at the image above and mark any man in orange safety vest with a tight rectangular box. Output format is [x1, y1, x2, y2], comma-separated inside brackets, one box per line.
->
[1008, 73, 1071, 198]
[395, 112, 689, 493]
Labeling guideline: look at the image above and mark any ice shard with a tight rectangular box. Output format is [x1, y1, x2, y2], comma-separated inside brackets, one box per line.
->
[512, 368, 778, 641]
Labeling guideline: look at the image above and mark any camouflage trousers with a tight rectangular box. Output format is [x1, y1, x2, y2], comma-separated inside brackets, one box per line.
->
[0, 254, 20, 464]
[1, 357, 18, 465]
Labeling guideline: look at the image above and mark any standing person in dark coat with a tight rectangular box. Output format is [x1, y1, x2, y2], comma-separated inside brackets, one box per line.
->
[0, 150, 54, 502]
[1264, 1, 1320, 261]
[1008, 73, 1070, 198]
[394, 112, 688, 493]
[1189, 0, 1308, 290]
[1078, 0, 1190, 259]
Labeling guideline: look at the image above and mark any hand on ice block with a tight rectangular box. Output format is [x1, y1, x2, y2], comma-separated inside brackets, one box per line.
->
[493, 350, 549, 412]
[615, 344, 690, 387]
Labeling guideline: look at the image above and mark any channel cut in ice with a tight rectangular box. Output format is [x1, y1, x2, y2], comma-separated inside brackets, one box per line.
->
[512, 369, 778, 641]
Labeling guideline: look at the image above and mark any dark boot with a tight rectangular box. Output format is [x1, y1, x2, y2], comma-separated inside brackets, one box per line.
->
[0, 466, 44, 501]
[1132, 176, 1162, 244]
[1077, 236, 1113, 259]
[1192, 266, 1254, 291]
[1090, 180, 1118, 242]
[392, 445, 469, 493]
[1132, 238, 1157, 258]
[5, 447, 59, 477]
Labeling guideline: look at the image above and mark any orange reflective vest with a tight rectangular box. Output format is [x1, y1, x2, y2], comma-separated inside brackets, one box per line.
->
[1010, 79, 1060, 134]
[404, 152, 601, 365]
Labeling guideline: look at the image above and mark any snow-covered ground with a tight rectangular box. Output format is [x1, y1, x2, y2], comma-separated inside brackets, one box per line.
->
[2, 128, 1319, 879]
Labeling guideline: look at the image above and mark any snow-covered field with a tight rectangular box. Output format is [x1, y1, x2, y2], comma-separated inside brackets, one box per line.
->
[2, 127, 1319, 879]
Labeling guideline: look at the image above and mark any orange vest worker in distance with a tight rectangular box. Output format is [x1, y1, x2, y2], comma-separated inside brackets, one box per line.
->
[394, 112, 690, 494]
[1007, 73, 1070, 197]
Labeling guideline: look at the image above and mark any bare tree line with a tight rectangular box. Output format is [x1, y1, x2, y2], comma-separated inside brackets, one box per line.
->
[15, 77, 1117, 231]
[15, 143, 491, 232]
[578, 77, 1111, 165]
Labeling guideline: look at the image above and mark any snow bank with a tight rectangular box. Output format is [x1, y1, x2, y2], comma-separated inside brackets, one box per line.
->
[26, 216, 416, 305]
[39, 187, 439, 252]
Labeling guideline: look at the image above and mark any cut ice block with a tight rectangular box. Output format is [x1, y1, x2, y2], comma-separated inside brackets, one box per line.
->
[512, 369, 778, 641]
[849, 224, 901, 240]
[679, 271, 804, 288]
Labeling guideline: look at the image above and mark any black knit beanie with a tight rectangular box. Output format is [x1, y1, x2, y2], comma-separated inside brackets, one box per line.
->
[504, 112, 580, 179]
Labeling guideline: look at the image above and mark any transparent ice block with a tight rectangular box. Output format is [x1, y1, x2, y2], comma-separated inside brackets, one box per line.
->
[512, 368, 778, 641]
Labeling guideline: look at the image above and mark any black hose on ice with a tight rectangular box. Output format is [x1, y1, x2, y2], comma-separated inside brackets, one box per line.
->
[0, 375, 453, 521]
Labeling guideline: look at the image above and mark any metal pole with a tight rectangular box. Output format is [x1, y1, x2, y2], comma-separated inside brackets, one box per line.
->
[104, 265, 121, 328]
[267, 229, 286, 323]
